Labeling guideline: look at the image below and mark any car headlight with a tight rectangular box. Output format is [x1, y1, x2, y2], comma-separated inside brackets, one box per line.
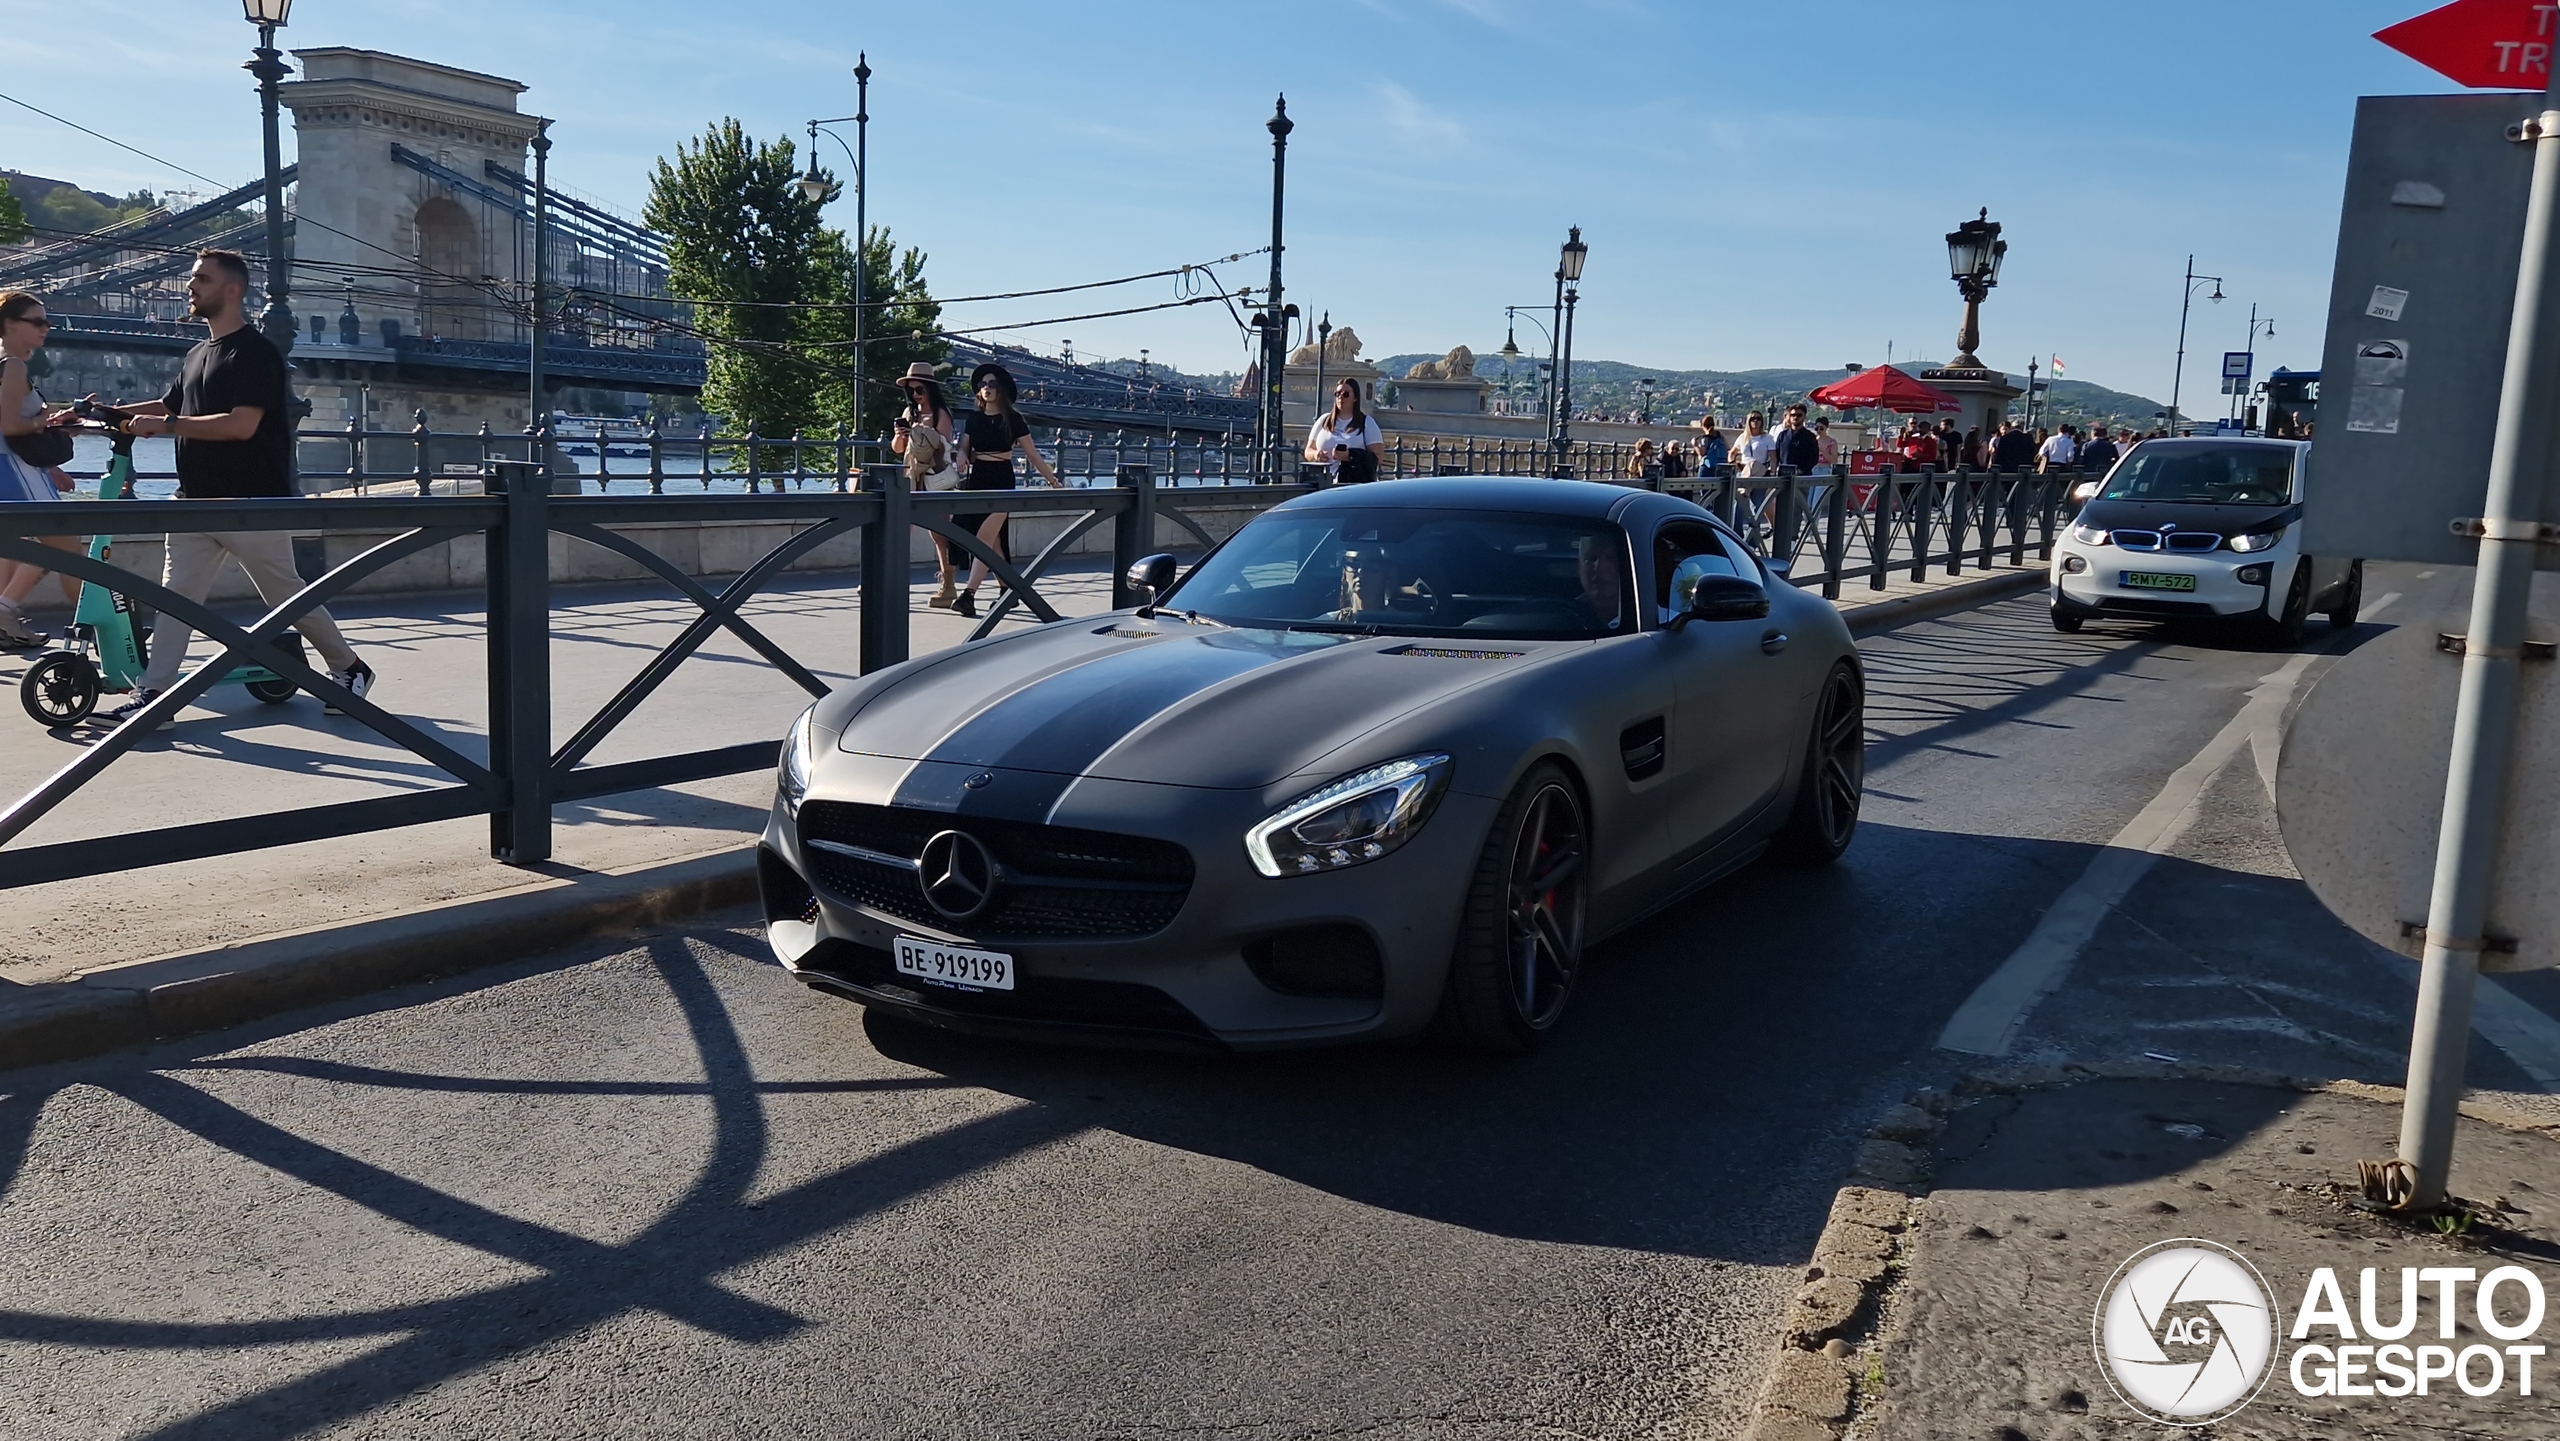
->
[2226, 526, 2285, 553]
[777, 708, 816, 818]
[2068, 523, 2110, 546]
[1246, 753, 1452, 878]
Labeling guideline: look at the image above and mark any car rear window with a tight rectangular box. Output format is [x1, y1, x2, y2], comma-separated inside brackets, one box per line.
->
[2100, 446, 2294, 506]
[1167, 508, 1634, 639]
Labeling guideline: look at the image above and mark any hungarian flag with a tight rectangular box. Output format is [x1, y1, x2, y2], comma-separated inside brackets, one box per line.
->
[2051, 355, 2068, 376]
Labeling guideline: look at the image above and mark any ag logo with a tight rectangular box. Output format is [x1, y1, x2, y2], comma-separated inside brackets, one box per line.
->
[2094, 1239, 2280, 1425]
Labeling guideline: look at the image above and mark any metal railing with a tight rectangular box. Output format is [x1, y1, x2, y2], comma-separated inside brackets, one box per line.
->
[0, 464, 1301, 889]
[1, 450, 2082, 890]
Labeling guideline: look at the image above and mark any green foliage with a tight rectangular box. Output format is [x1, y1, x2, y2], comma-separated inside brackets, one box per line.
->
[645, 119, 827, 447]
[803, 225, 945, 437]
[644, 119, 944, 460]
[0, 180, 26, 247]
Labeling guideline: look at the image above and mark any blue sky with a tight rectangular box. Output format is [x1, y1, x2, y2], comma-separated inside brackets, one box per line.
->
[0, 1, 2488, 401]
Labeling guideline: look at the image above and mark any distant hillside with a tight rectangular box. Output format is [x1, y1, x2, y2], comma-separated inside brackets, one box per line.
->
[1373, 352, 2164, 429]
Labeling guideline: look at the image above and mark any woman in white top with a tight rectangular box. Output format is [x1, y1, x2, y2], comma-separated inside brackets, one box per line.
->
[0, 291, 79, 646]
[1729, 410, 1779, 478]
[1303, 378, 1383, 483]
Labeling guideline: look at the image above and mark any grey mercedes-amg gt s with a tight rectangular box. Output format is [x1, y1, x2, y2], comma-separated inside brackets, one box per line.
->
[758, 477, 1864, 1052]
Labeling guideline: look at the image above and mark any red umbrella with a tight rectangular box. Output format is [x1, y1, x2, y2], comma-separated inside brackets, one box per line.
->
[1806, 365, 1964, 415]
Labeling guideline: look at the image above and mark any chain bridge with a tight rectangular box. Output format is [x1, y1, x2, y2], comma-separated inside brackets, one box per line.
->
[8, 47, 1247, 440]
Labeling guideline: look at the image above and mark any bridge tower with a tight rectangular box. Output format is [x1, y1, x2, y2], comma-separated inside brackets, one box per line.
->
[278, 48, 550, 439]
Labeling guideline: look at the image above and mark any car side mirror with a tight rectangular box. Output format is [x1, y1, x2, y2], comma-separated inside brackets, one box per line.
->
[1126, 552, 1180, 616]
[1673, 573, 1771, 628]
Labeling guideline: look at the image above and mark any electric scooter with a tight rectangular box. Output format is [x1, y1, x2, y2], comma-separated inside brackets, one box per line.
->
[17, 416, 302, 727]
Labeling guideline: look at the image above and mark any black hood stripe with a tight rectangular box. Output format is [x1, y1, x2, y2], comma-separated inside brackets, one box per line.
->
[915, 636, 1297, 778]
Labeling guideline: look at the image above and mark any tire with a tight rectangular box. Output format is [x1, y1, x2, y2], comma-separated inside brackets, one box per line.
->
[1436, 762, 1589, 1053]
[2268, 559, 2313, 647]
[1770, 662, 1866, 865]
[246, 677, 297, 704]
[2327, 560, 2364, 630]
[21, 653, 100, 728]
[2051, 602, 2084, 634]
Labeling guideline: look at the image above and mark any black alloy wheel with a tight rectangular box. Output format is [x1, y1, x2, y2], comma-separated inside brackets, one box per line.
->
[20, 653, 100, 728]
[2327, 560, 2364, 630]
[1771, 662, 1866, 865]
[2269, 559, 2313, 647]
[1440, 762, 1588, 1053]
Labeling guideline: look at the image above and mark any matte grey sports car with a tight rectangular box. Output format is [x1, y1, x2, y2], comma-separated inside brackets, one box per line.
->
[758, 477, 1864, 1052]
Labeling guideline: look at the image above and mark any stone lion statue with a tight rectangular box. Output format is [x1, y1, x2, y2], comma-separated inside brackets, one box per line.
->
[1404, 345, 1476, 381]
[1288, 328, 1365, 366]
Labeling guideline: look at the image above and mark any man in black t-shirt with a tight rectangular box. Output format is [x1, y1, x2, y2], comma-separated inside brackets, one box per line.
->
[97, 249, 373, 729]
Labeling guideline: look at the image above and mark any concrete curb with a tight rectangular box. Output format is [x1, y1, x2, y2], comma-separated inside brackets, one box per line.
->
[0, 846, 756, 1073]
[1837, 568, 2043, 636]
[1734, 1061, 2560, 1441]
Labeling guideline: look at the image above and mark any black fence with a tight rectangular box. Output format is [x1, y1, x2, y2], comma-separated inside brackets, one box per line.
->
[0, 451, 2074, 890]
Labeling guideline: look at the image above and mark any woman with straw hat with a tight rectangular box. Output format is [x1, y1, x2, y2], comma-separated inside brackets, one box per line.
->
[891, 361, 963, 606]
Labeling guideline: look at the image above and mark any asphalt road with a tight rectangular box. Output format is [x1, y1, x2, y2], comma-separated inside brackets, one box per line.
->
[4, 561, 2552, 1440]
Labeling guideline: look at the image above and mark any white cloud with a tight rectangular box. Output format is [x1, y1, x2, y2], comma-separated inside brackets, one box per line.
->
[1374, 81, 1467, 148]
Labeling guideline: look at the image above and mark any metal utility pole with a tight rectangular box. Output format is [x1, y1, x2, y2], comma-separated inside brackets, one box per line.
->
[2170, 256, 2223, 433]
[1263, 96, 1292, 483]
[528, 119, 551, 465]
[1545, 263, 1565, 457]
[2400, 64, 2560, 1210]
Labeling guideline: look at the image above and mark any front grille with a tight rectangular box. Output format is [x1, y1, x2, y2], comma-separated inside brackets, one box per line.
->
[796, 937, 1211, 1037]
[797, 800, 1194, 939]
[2112, 529, 2223, 553]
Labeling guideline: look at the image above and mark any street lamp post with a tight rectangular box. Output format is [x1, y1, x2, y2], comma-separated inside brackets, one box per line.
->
[1552, 226, 1587, 476]
[796, 56, 872, 450]
[1637, 377, 1655, 426]
[2236, 306, 2275, 422]
[1499, 306, 1556, 424]
[2168, 255, 2225, 434]
[1312, 316, 1328, 421]
[1942, 208, 2007, 371]
[1263, 96, 1293, 484]
[242, 0, 296, 361]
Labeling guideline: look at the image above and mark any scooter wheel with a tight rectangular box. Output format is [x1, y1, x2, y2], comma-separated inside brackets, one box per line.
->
[21, 652, 100, 728]
[246, 678, 297, 704]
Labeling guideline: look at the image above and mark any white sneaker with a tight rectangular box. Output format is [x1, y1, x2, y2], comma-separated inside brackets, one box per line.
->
[324, 659, 375, 715]
[106, 689, 174, 731]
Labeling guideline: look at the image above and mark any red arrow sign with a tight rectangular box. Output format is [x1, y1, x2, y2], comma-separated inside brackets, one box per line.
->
[2378, 0, 2560, 88]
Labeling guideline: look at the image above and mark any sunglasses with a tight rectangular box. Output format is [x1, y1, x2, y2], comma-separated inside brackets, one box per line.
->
[11, 315, 49, 329]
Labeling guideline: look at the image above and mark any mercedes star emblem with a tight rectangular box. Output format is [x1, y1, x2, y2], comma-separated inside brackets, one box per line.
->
[917, 830, 998, 920]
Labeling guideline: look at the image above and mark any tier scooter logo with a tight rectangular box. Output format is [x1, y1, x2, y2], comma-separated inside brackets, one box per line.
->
[2094, 1239, 2281, 1425]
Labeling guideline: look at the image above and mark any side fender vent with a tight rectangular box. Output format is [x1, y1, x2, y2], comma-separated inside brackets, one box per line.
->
[1620, 716, 1667, 782]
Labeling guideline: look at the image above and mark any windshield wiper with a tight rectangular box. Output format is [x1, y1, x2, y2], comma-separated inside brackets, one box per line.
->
[1283, 619, 1389, 636]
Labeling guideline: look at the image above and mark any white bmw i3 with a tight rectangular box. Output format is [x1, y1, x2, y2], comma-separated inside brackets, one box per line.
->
[2049, 437, 2360, 644]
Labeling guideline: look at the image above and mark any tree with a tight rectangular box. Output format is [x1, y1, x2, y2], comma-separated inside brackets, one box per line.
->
[800, 224, 945, 439]
[644, 120, 826, 449]
[0, 180, 26, 247]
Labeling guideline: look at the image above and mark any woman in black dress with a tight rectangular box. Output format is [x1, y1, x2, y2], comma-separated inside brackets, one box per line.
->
[953, 362, 1063, 618]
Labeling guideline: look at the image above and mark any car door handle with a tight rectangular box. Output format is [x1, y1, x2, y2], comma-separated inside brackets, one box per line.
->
[1760, 630, 1789, 655]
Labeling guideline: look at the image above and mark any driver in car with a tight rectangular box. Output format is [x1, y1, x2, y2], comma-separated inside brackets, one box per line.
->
[1329, 543, 1400, 620]
[1576, 536, 1626, 631]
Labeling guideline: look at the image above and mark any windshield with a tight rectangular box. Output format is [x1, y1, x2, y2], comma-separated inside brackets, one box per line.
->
[2100, 445, 2296, 507]
[1165, 508, 1634, 639]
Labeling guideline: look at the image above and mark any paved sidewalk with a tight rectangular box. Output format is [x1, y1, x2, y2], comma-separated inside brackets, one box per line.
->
[1758, 1073, 2560, 1440]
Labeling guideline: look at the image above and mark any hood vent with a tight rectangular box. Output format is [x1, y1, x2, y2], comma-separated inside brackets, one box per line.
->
[1388, 645, 1526, 661]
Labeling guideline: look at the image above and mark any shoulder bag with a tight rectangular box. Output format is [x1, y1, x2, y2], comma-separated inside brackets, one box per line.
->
[0, 361, 72, 470]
